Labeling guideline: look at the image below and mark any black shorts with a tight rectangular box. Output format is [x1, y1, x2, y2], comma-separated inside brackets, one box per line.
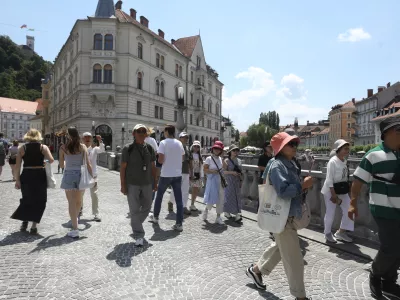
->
[9, 157, 16, 165]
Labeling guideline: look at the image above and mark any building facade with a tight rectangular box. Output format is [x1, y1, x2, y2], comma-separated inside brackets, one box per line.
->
[49, 0, 223, 149]
[0, 97, 38, 141]
[329, 100, 356, 146]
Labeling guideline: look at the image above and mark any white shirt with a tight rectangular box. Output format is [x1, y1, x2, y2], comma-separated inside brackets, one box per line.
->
[205, 155, 223, 171]
[158, 138, 185, 177]
[145, 137, 158, 153]
[88, 143, 105, 178]
[321, 155, 348, 195]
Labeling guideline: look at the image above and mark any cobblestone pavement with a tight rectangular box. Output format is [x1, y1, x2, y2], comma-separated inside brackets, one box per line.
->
[0, 163, 380, 300]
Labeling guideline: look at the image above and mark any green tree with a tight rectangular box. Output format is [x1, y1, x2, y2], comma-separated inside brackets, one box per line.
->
[239, 136, 248, 148]
[259, 111, 280, 130]
[235, 129, 240, 142]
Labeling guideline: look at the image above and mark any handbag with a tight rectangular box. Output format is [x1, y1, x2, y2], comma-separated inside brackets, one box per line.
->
[45, 160, 56, 189]
[333, 163, 350, 195]
[292, 199, 311, 230]
[211, 156, 228, 188]
[79, 148, 95, 190]
[257, 162, 291, 234]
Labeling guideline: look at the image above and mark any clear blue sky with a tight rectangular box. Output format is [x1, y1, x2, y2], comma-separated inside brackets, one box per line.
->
[1, 0, 399, 131]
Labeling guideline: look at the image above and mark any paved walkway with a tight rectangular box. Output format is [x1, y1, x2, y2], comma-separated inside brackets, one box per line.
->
[0, 163, 381, 299]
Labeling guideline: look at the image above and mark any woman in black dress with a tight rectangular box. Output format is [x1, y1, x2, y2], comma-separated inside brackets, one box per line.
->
[12, 129, 54, 234]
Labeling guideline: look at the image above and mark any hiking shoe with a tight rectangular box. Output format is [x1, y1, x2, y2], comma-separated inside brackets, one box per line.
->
[325, 233, 337, 243]
[134, 238, 144, 247]
[168, 202, 174, 212]
[190, 205, 198, 211]
[202, 209, 208, 221]
[335, 231, 353, 243]
[93, 214, 102, 222]
[149, 214, 159, 224]
[184, 208, 191, 215]
[67, 230, 79, 238]
[369, 271, 382, 299]
[215, 216, 224, 225]
[246, 264, 266, 290]
[172, 224, 183, 232]
[382, 281, 400, 299]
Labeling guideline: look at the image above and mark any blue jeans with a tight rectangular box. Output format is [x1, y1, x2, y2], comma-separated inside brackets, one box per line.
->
[154, 176, 183, 225]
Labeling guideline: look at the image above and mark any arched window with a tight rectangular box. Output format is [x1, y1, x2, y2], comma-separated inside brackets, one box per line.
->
[156, 54, 160, 68]
[160, 81, 165, 97]
[160, 56, 164, 70]
[137, 72, 142, 90]
[93, 64, 102, 83]
[104, 64, 112, 83]
[175, 64, 179, 76]
[94, 34, 103, 50]
[179, 66, 182, 78]
[155, 80, 160, 95]
[104, 34, 113, 50]
[138, 43, 143, 59]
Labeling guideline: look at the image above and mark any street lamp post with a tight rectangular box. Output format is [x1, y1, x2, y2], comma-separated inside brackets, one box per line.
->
[175, 87, 187, 138]
[91, 121, 96, 135]
[121, 123, 125, 146]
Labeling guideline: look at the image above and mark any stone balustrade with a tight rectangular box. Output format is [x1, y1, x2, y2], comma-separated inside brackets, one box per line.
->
[97, 150, 378, 242]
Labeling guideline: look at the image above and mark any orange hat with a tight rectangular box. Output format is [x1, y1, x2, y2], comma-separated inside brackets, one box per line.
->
[270, 132, 300, 155]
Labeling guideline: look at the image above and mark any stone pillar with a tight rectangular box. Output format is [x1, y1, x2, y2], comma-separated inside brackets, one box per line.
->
[176, 106, 186, 137]
[249, 170, 259, 200]
[241, 170, 250, 198]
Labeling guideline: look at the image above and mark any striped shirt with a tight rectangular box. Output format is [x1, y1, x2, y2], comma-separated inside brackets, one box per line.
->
[353, 143, 400, 220]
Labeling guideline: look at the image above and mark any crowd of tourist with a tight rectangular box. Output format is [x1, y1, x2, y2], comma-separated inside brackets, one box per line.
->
[1, 115, 400, 300]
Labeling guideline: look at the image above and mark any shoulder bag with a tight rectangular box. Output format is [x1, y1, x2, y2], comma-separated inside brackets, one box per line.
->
[333, 163, 350, 195]
[79, 147, 95, 190]
[211, 156, 228, 188]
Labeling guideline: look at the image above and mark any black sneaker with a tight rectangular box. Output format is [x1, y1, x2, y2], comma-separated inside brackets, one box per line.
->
[382, 281, 400, 299]
[20, 221, 28, 232]
[245, 264, 266, 290]
[369, 271, 382, 299]
[168, 202, 174, 212]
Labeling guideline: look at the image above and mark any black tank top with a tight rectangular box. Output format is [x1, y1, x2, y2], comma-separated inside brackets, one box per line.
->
[23, 143, 45, 167]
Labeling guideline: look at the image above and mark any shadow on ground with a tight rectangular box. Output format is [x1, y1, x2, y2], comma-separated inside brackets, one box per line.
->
[149, 224, 180, 241]
[106, 242, 153, 267]
[245, 283, 281, 300]
[29, 234, 87, 253]
[0, 231, 44, 246]
[201, 221, 228, 234]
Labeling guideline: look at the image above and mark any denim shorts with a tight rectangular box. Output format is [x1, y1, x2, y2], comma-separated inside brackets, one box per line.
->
[61, 170, 82, 190]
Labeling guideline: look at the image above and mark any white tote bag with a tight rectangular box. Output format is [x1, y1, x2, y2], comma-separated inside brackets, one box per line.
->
[79, 150, 95, 190]
[45, 161, 56, 189]
[257, 166, 291, 234]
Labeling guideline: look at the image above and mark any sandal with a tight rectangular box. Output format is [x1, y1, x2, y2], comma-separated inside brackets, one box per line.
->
[30, 228, 38, 235]
[20, 221, 28, 232]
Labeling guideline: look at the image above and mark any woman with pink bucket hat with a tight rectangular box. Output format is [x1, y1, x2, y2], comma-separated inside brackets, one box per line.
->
[202, 141, 226, 225]
[246, 132, 313, 300]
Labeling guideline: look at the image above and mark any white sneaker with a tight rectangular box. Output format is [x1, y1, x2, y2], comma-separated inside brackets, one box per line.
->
[335, 231, 353, 243]
[216, 216, 224, 225]
[67, 230, 79, 238]
[93, 214, 101, 222]
[202, 209, 208, 221]
[149, 214, 158, 224]
[325, 233, 337, 243]
[134, 238, 144, 247]
[172, 224, 183, 232]
[235, 214, 243, 222]
[224, 213, 232, 219]
[190, 205, 198, 211]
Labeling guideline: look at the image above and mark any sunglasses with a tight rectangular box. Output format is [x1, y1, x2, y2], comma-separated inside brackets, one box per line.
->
[232, 149, 240, 152]
[287, 141, 299, 148]
[136, 129, 147, 134]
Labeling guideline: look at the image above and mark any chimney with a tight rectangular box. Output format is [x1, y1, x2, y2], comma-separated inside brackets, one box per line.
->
[171, 39, 175, 44]
[158, 29, 165, 39]
[140, 16, 149, 28]
[367, 89, 373, 98]
[307, 120, 309, 125]
[352, 98, 355, 104]
[387, 82, 391, 88]
[115, 0, 122, 10]
[130, 8, 136, 20]
[378, 86, 385, 93]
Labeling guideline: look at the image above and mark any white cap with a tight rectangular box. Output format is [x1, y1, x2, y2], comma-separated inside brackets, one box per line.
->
[179, 132, 188, 138]
[82, 132, 92, 137]
[133, 124, 147, 131]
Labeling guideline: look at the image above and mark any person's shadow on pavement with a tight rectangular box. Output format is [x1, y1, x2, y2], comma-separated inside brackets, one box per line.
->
[201, 221, 228, 234]
[0, 231, 44, 247]
[149, 224, 180, 241]
[61, 219, 92, 232]
[29, 234, 87, 253]
[245, 283, 281, 299]
[106, 242, 153, 268]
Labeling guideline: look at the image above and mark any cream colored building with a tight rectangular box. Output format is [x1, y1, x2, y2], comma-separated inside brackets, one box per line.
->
[49, 0, 223, 149]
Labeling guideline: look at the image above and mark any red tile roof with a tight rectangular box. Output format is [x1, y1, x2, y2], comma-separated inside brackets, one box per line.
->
[0, 97, 38, 115]
[342, 100, 355, 108]
[174, 35, 199, 58]
[35, 98, 44, 111]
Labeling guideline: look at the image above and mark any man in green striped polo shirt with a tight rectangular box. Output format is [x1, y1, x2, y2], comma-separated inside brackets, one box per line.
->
[349, 116, 400, 299]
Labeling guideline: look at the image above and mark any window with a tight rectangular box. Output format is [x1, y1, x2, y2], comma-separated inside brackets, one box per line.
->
[160, 81, 165, 97]
[190, 93, 193, 106]
[174, 111, 177, 122]
[63, 82, 67, 98]
[160, 107, 163, 119]
[69, 103, 72, 117]
[197, 98, 200, 107]
[104, 34, 113, 50]
[75, 99, 78, 113]
[156, 80, 160, 95]
[215, 103, 220, 116]
[156, 54, 160, 68]
[11, 124, 14, 129]
[201, 75, 205, 86]
[11, 115, 14, 119]
[93, 64, 102, 83]
[104, 65, 112, 83]
[208, 83, 212, 93]
[190, 114, 193, 125]
[208, 100, 212, 113]
[137, 101, 142, 115]
[191, 71, 194, 83]
[201, 118, 204, 127]
[197, 56, 201, 68]
[347, 123, 351, 129]
[175, 87, 179, 100]
[215, 122, 219, 130]
[94, 34, 103, 50]
[160, 56, 164, 70]
[138, 43, 143, 59]
[197, 77, 201, 85]
[179, 66, 182, 78]
[45, 91, 49, 99]
[196, 118, 199, 126]
[202, 95, 205, 108]
[137, 73, 142, 89]
[19, 116, 22, 120]
[175, 64, 179, 77]
[348, 113, 351, 119]
[19, 124, 22, 129]
[154, 106, 159, 118]
[208, 120, 211, 129]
